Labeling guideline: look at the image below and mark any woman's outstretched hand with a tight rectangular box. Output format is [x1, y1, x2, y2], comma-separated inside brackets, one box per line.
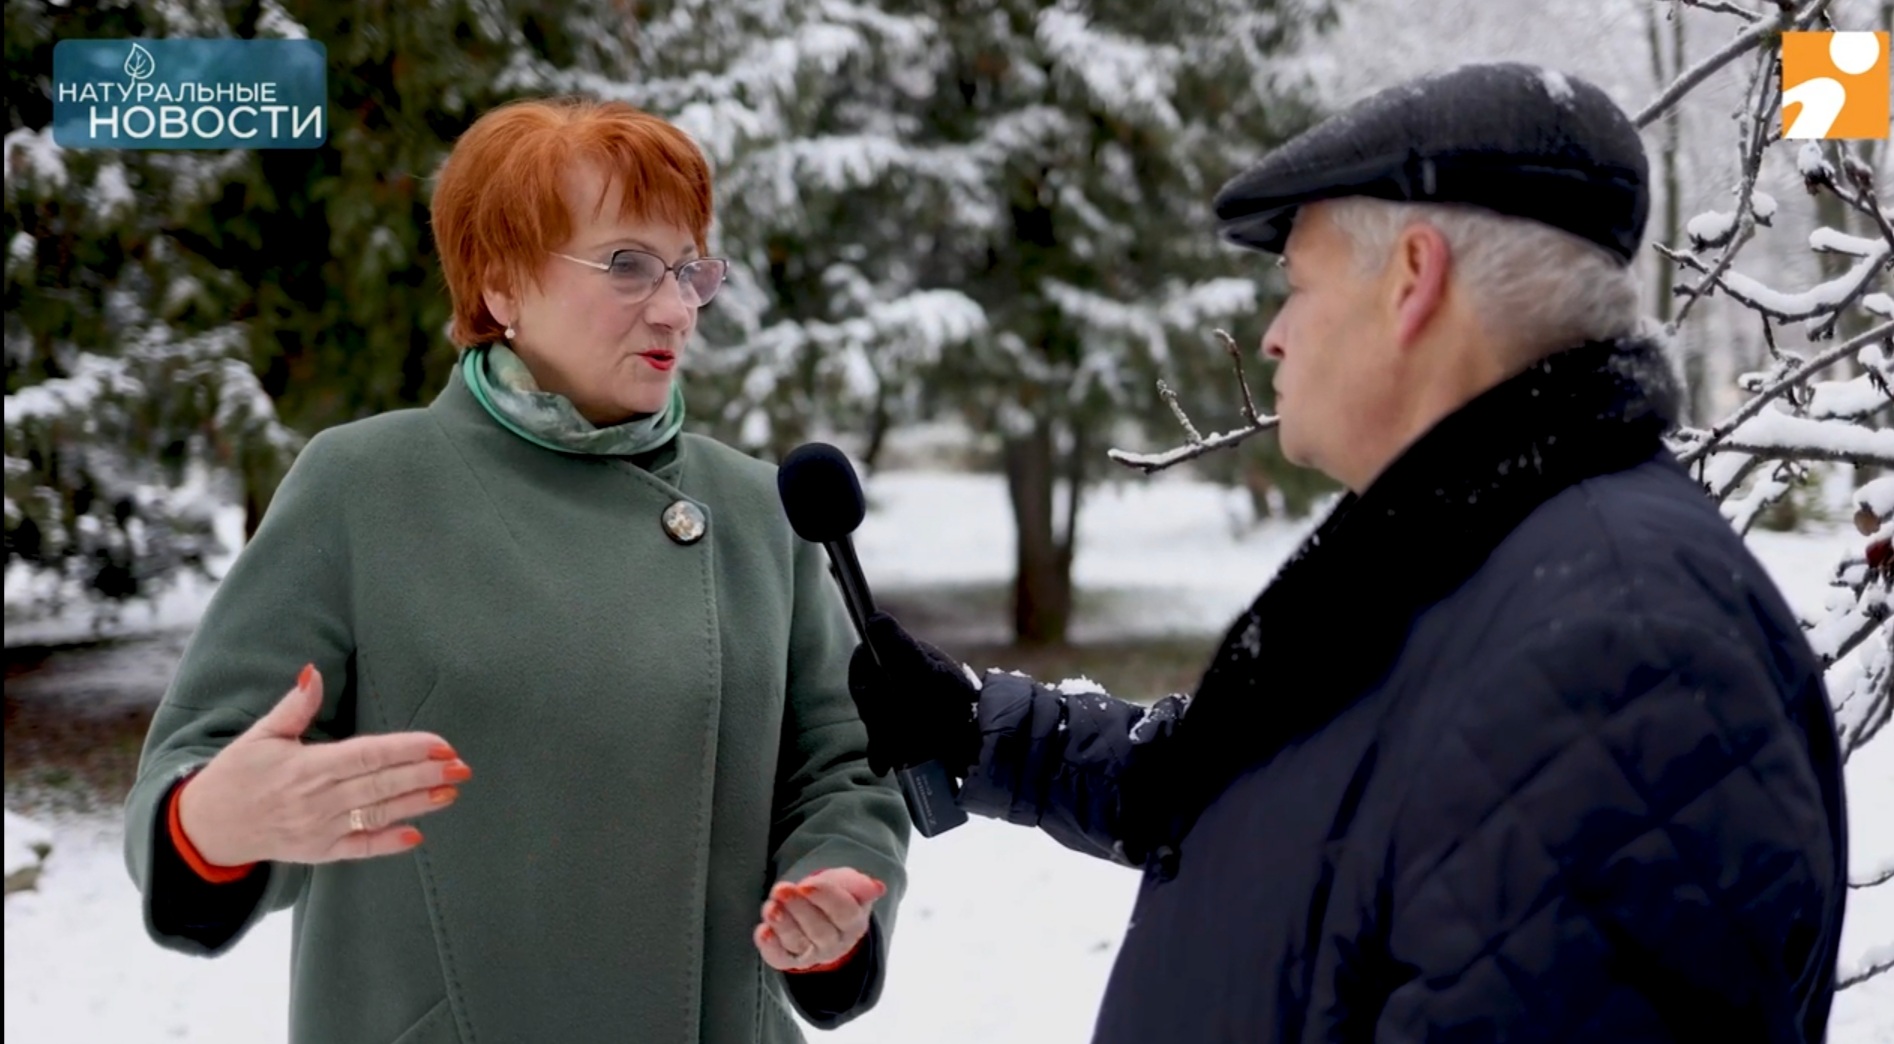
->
[176, 665, 471, 867]
[753, 867, 887, 973]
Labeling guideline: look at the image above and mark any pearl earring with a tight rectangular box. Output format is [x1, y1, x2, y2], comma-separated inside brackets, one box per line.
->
[504, 325, 515, 340]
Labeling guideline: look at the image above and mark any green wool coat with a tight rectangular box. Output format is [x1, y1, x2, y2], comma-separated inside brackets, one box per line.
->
[123, 368, 911, 1043]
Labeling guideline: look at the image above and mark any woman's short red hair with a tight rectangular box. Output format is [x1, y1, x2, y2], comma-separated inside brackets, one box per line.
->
[430, 96, 713, 347]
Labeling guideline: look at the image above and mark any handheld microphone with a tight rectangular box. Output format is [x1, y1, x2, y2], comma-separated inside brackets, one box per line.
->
[777, 442, 969, 838]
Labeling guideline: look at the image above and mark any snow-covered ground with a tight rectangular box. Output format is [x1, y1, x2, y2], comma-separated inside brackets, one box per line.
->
[5, 470, 1890, 1042]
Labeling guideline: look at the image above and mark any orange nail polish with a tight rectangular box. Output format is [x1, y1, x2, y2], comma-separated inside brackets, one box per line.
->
[400, 828, 423, 846]
[761, 927, 776, 943]
[429, 786, 457, 805]
[442, 761, 473, 783]
[428, 744, 458, 761]
[298, 663, 314, 690]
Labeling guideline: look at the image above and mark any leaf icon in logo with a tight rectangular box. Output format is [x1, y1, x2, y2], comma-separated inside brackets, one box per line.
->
[124, 42, 155, 81]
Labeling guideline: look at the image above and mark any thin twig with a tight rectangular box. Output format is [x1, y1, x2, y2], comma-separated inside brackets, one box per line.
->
[1712, 441, 1894, 468]
[1826, 607, 1894, 671]
[1106, 422, 1281, 474]
[1108, 328, 1280, 474]
[1853, 863, 1894, 890]
[1665, 47, 1778, 328]
[1632, 0, 1830, 128]
[1159, 380, 1203, 443]
[1844, 678, 1892, 763]
[1218, 329, 1262, 425]
[1838, 954, 1894, 991]
[1761, 313, 1786, 366]
[1673, 0, 1766, 17]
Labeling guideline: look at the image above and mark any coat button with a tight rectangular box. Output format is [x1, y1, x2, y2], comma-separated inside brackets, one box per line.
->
[662, 500, 707, 545]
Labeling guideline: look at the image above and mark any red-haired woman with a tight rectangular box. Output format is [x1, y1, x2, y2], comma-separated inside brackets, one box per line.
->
[123, 97, 909, 1043]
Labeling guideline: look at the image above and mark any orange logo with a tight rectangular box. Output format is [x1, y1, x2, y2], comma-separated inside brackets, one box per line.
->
[1781, 31, 1889, 139]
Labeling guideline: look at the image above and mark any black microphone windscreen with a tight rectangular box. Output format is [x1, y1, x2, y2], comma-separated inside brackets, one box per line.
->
[777, 442, 867, 543]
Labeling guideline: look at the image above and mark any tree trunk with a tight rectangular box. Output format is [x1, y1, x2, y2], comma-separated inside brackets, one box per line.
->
[1005, 415, 1073, 646]
[1648, 3, 1700, 419]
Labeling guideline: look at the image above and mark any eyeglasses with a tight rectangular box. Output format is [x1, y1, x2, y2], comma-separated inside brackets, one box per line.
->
[551, 249, 729, 307]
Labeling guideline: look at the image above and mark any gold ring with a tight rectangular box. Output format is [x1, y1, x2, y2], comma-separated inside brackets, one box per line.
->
[349, 807, 367, 833]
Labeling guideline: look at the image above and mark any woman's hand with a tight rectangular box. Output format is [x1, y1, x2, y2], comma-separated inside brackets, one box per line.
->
[753, 867, 887, 973]
[176, 665, 471, 867]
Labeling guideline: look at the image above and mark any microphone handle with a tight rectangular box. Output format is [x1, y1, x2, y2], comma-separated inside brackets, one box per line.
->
[822, 538, 970, 838]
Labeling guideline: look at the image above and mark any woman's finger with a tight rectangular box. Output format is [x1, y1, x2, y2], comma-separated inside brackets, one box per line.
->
[769, 887, 843, 951]
[791, 876, 873, 930]
[320, 822, 425, 863]
[331, 782, 461, 839]
[761, 897, 817, 956]
[327, 758, 472, 816]
[795, 866, 887, 906]
[304, 730, 459, 784]
[753, 922, 801, 970]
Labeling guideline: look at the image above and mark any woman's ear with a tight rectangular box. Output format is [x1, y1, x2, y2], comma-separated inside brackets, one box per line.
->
[481, 269, 516, 331]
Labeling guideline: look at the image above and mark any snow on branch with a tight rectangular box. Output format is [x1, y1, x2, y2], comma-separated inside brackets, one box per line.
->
[1839, 944, 1894, 992]
[1670, 321, 1894, 467]
[1107, 329, 1278, 474]
[1643, 0, 1891, 777]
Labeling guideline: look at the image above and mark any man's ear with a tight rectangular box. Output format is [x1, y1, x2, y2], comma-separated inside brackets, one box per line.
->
[1389, 222, 1451, 350]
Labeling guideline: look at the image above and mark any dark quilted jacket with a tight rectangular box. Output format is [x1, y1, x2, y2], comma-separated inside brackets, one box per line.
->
[957, 337, 1848, 1042]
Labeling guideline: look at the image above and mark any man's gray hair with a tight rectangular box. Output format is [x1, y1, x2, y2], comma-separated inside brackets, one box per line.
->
[1324, 197, 1640, 359]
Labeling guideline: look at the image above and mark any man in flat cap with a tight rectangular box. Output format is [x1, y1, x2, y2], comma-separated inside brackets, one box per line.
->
[848, 63, 1848, 1041]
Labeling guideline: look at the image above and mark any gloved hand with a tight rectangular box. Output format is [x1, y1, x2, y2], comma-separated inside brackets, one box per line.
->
[847, 612, 981, 777]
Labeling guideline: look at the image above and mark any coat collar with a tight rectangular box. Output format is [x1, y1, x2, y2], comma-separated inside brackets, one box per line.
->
[1135, 335, 1683, 865]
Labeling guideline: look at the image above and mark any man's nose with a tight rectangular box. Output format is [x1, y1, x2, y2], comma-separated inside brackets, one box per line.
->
[1260, 321, 1286, 362]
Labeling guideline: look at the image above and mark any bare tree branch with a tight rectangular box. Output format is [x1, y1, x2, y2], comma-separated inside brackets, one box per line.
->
[1842, 680, 1891, 761]
[1223, 330, 1264, 427]
[1632, 0, 1831, 128]
[1108, 328, 1279, 474]
[1838, 952, 1894, 991]
[1665, 46, 1778, 328]
[1159, 380, 1203, 444]
[1825, 603, 1892, 672]
[1712, 440, 1894, 468]
[1672, 0, 1766, 17]
[1853, 862, 1894, 890]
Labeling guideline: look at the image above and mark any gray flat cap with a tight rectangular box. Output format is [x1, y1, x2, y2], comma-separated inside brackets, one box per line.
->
[1213, 62, 1650, 264]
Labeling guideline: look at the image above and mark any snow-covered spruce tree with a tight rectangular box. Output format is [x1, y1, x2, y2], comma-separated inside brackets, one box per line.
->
[5, 0, 299, 630]
[5, 0, 654, 631]
[545, 0, 1333, 644]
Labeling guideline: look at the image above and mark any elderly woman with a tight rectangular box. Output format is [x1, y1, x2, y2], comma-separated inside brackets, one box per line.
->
[122, 96, 909, 1043]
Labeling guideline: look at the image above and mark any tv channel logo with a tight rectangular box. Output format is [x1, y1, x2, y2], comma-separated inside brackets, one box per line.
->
[1780, 30, 1889, 140]
[53, 39, 328, 149]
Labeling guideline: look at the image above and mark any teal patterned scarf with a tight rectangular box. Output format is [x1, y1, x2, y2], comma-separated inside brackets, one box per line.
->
[461, 343, 685, 457]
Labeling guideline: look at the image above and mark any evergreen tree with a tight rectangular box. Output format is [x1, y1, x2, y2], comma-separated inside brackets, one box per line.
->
[583, 0, 1335, 643]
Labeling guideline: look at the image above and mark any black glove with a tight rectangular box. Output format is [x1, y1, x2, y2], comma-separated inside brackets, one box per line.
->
[847, 612, 981, 778]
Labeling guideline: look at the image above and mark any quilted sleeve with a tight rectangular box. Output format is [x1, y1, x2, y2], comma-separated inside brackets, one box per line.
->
[1376, 614, 1844, 1043]
[960, 673, 1190, 868]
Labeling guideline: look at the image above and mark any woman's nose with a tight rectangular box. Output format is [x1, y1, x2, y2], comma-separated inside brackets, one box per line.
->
[643, 274, 692, 329]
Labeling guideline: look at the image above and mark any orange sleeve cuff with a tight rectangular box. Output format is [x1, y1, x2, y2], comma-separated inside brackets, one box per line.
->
[784, 933, 865, 975]
[167, 775, 258, 884]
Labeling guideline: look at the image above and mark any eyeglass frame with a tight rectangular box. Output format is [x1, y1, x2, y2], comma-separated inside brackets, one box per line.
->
[549, 248, 729, 307]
